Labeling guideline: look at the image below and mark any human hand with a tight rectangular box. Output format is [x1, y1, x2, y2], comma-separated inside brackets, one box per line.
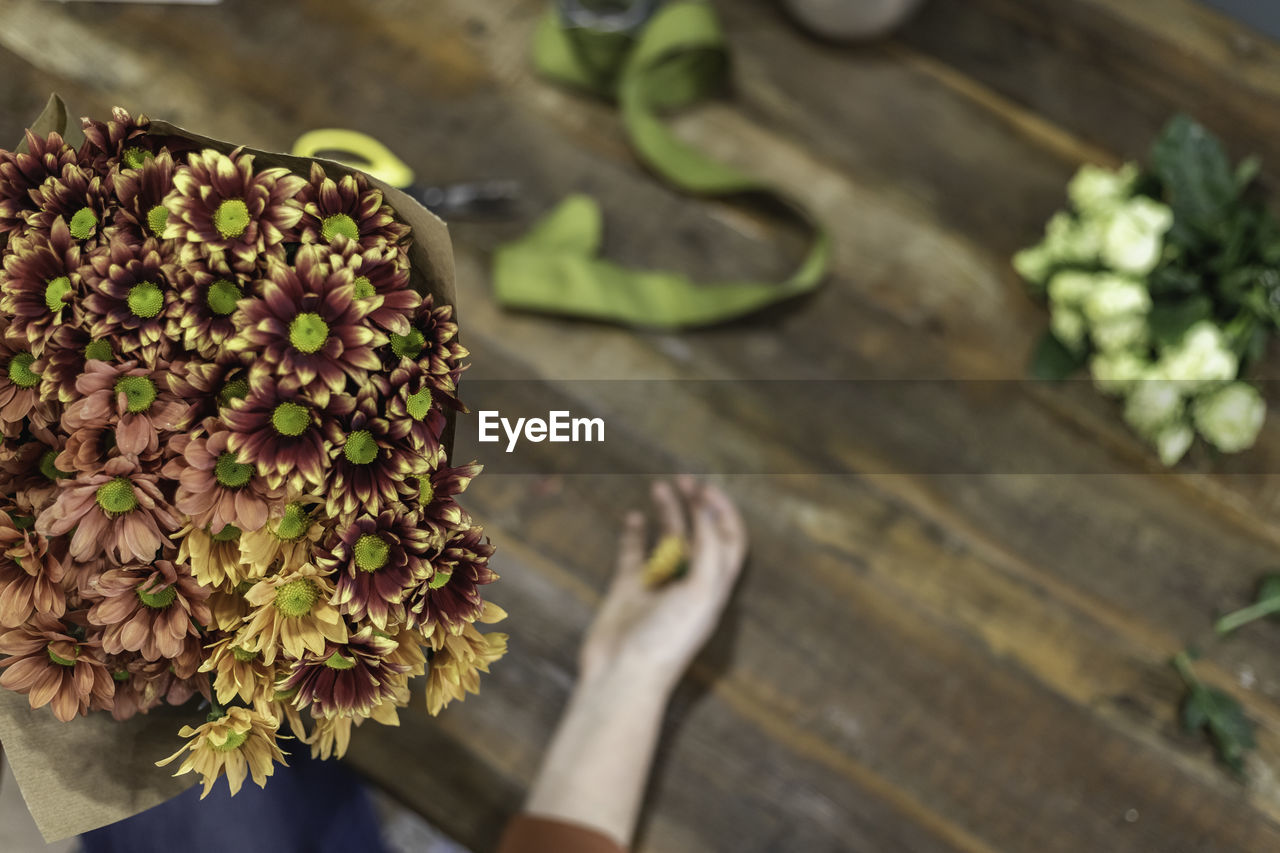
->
[578, 476, 748, 695]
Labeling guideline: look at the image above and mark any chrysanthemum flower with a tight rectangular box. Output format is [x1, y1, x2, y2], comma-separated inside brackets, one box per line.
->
[0, 439, 70, 515]
[0, 130, 77, 234]
[0, 510, 66, 628]
[174, 522, 253, 591]
[113, 149, 180, 244]
[109, 655, 209, 721]
[222, 376, 349, 491]
[167, 358, 248, 427]
[308, 714, 355, 760]
[0, 325, 45, 427]
[201, 635, 275, 706]
[294, 162, 409, 251]
[163, 418, 280, 533]
[34, 323, 114, 404]
[379, 364, 447, 462]
[209, 582, 253, 633]
[0, 612, 115, 721]
[156, 705, 287, 799]
[275, 625, 411, 719]
[423, 615, 508, 716]
[62, 359, 189, 458]
[237, 562, 348, 665]
[0, 218, 83, 355]
[323, 235, 418, 335]
[230, 248, 385, 399]
[37, 455, 180, 563]
[318, 509, 433, 630]
[165, 148, 306, 271]
[88, 560, 211, 661]
[323, 388, 414, 519]
[82, 238, 177, 362]
[388, 295, 467, 386]
[79, 107, 194, 173]
[25, 163, 113, 246]
[403, 524, 497, 635]
[169, 254, 251, 362]
[407, 462, 482, 541]
[238, 499, 324, 574]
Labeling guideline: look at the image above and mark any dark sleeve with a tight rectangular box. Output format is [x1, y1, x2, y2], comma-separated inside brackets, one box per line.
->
[496, 814, 627, 853]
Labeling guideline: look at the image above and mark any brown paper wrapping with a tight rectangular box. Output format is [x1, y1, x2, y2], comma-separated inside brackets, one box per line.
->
[0, 95, 458, 842]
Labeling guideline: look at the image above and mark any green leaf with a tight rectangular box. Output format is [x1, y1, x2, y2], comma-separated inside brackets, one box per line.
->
[1173, 652, 1256, 777]
[1235, 155, 1262, 191]
[1147, 264, 1201, 297]
[1028, 331, 1086, 381]
[1148, 295, 1213, 350]
[1150, 115, 1238, 240]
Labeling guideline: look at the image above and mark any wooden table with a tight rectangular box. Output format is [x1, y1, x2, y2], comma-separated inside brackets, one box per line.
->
[5, 0, 1280, 850]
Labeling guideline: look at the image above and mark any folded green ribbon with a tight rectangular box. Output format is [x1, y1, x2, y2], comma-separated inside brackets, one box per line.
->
[492, 0, 831, 329]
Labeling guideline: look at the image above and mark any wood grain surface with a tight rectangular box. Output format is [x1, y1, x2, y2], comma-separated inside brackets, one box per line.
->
[3, 0, 1280, 850]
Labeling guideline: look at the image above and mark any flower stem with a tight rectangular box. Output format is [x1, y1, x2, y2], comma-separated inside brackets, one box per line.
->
[206, 699, 227, 722]
[1171, 650, 1200, 688]
[1215, 597, 1280, 635]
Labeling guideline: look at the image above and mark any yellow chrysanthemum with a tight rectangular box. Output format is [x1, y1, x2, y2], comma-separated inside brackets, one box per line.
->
[423, 602, 508, 716]
[236, 563, 348, 664]
[156, 706, 287, 798]
[201, 635, 275, 705]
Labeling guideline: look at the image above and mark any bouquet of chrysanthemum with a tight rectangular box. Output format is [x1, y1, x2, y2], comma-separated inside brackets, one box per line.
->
[0, 96, 506, 834]
[1014, 115, 1276, 465]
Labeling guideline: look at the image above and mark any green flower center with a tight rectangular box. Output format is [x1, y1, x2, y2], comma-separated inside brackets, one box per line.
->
[343, 430, 378, 465]
[114, 375, 157, 413]
[68, 207, 97, 240]
[428, 570, 453, 590]
[217, 379, 249, 407]
[271, 402, 311, 436]
[214, 452, 253, 488]
[274, 578, 320, 618]
[352, 276, 375, 299]
[275, 503, 310, 541]
[324, 651, 356, 670]
[288, 312, 329, 354]
[146, 204, 168, 236]
[127, 282, 164, 319]
[390, 329, 425, 359]
[137, 581, 177, 609]
[231, 645, 258, 663]
[418, 479, 434, 507]
[321, 213, 359, 243]
[406, 388, 432, 421]
[112, 669, 130, 682]
[207, 279, 242, 316]
[44, 276, 72, 312]
[47, 647, 77, 667]
[8, 353, 38, 389]
[11, 514, 34, 531]
[84, 339, 113, 361]
[354, 534, 390, 572]
[122, 147, 152, 170]
[212, 523, 242, 542]
[95, 477, 137, 515]
[209, 729, 249, 752]
[39, 450, 71, 481]
[213, 199, 250, 239]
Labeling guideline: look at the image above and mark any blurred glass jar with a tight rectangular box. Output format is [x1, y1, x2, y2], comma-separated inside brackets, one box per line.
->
[782, 0, 923, 40]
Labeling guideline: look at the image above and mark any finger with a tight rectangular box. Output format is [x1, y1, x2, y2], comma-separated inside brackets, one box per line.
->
[607, 510, 647, 595]
[652, 480, 687, 541]
[700, 484, 748, 574]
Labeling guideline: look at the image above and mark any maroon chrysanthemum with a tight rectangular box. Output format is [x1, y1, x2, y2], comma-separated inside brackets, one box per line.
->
[405, 462, 482, 541]
[169, 253, 252, 362]
[323, 235, 418, 335]
[386, 294, 468, 394]
[379, 363, 447, 461]
[0, 217, 84, 355]
[323, 387, 414, 520]
[167, 358, 249, 428]
[275, 625, 411, 719]
[112, 149, 180, 244]
[230, 247, 385, 401]
[317, 509, 433, 630]
[24, 163, 114, 247]
[294, 162, 410, 251]
[0, 130, 77, 235]
[36, 455, 180, 564]
[0, 323, 44, 428]
[402, 524, 496, 635]
[78, 107, 195, 174]
[165, 147, 306, 271]
[82, 237, 177, 363]
[222, 374, 351, 492]
[33, 323, 113, 405]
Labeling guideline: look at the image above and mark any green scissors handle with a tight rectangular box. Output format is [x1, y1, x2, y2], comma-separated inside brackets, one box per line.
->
[291, 128, 416, 189]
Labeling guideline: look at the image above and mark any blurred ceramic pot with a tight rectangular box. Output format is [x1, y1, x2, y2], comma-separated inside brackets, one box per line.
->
[782, 0, 924, 40]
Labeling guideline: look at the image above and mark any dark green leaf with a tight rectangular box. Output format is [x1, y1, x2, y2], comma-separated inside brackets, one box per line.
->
[1148, 296, 1212, 349]
[1151, 114, 1238, 240]
[1181, 685, 1256, 776]
[1028, 331, 1086, 381]
[1236, 155, 1262, 191]
[16, 93, 67, 153]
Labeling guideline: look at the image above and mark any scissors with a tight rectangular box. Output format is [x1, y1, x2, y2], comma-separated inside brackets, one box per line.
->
[556, 0, 662, 35]
[291, 128, 519, 220]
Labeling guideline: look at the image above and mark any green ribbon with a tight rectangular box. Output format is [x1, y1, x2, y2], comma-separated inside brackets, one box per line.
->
[492, 0, 831, 329]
